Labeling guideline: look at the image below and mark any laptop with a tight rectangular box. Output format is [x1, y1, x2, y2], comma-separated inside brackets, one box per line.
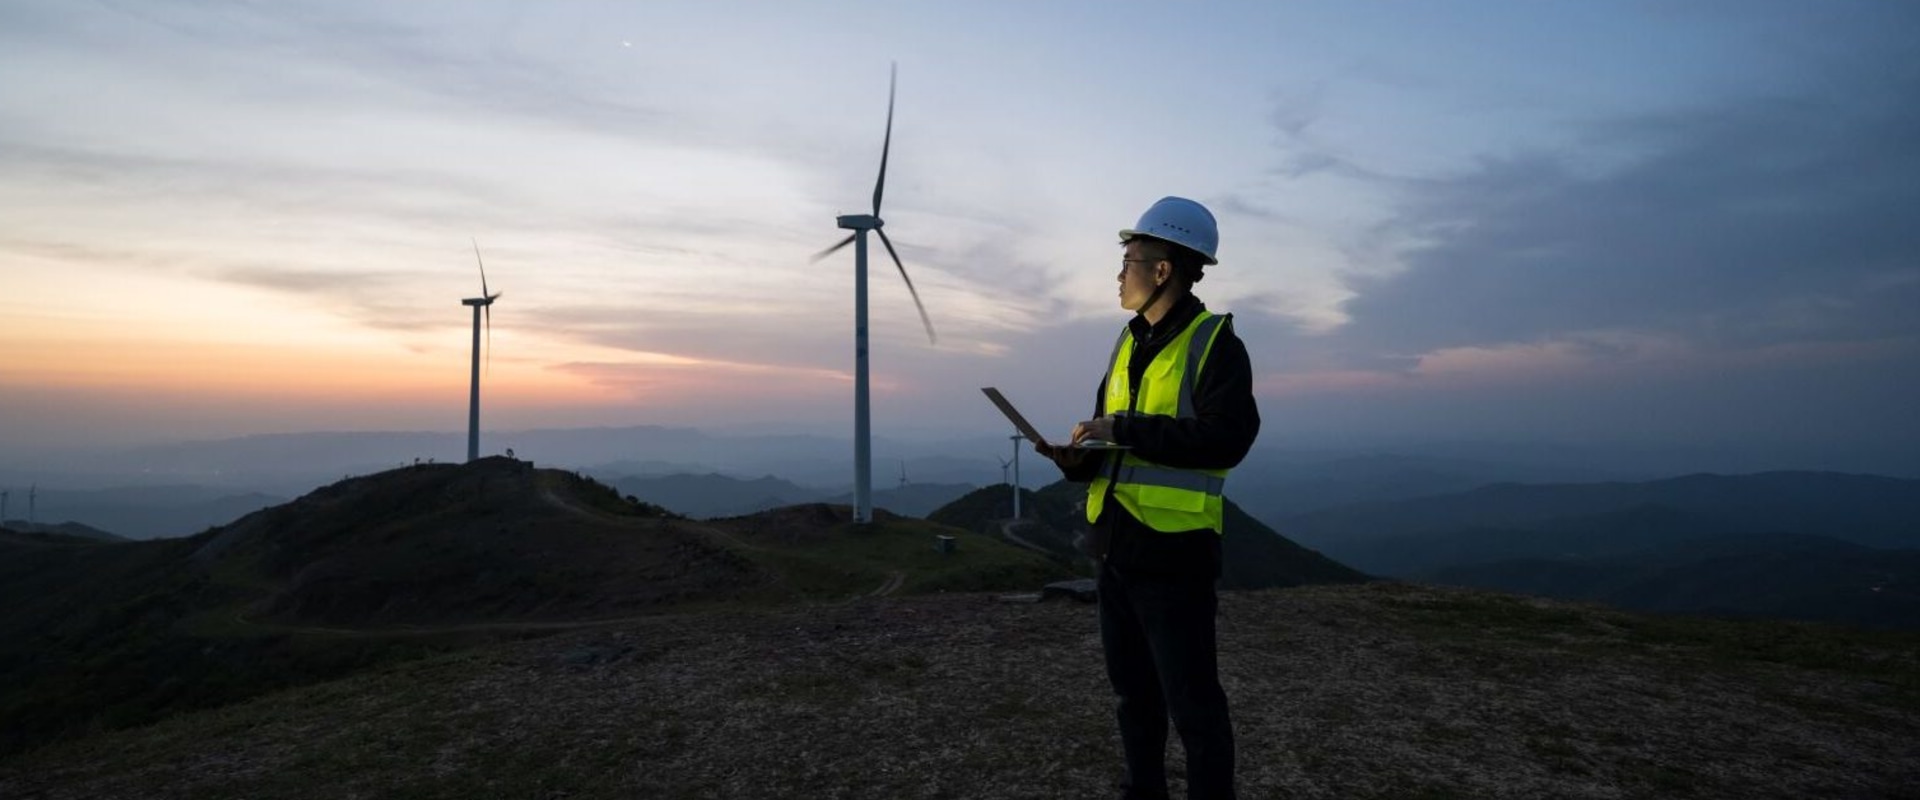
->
[981, 387, 1131, 450]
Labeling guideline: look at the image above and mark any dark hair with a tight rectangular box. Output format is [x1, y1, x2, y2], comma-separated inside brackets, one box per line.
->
[1123, 235, 1207, 287]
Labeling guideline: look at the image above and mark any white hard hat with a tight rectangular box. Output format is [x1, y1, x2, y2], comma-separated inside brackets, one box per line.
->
[1118, 196, 1218, 265]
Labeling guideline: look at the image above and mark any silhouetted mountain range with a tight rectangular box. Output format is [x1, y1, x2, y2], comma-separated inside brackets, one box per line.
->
[9, 486, 285, 540]
[81, 426, 1019, 495]
[1273, 472, 1920, 629]
[1227, 449, 1633, 520]
[1283, 472, 1920, 567]
[1416, 533, 1920, 629]
[0, 521, 124, 542]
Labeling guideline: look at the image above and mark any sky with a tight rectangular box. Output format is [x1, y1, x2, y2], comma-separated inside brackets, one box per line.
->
[2, 0, 1916, 472]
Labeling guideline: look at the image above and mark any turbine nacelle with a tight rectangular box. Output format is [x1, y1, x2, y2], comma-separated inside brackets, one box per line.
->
[836, 214, 883, 231]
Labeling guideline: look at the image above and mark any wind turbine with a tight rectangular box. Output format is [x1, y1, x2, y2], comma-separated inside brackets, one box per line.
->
[812, 63, 936, 524]
[462, 239, 502, 463]
[1, 488, 9, 525]
[27, 484, 35, 527]
[996, 456, 1010, 486]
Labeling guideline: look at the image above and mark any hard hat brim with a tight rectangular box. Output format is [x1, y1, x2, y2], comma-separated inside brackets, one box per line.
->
[1118, 229, 1219, 265]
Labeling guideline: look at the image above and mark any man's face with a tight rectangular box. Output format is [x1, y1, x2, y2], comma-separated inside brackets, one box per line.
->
[1117, 241, 1168, 312]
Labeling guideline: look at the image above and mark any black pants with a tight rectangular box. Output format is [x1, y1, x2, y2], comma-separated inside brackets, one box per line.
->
[1098, 561, 1236, 800]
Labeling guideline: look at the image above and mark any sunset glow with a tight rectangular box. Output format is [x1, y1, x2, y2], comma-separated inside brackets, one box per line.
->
[1, 1, 1914, 463]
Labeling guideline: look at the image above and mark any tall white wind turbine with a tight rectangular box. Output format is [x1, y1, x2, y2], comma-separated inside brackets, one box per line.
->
[812, 64, 936, 524]
[1008, 433, 1023, 520]
[462, 240, 502, 463]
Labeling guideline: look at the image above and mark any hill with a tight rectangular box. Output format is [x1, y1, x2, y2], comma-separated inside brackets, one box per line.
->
[600, 472, 975, 519]
[821, 482, 976, 518]
[0, 519, 125, 541]
[1418, 533, 1920, 629]
[1332, 504, 1735, 576]
[1276, 473, 1920, 629]
[929, 484, 1081, 549]
[16, 486, 286, 540]
[599, 471, 821, 520]
[1226, 449, 1631, 520]
[0, 458, 1062, 757]
[1, 583, 1914, 799]
[1281, 472, 1920, 559]
[929, 480, 1370, 589]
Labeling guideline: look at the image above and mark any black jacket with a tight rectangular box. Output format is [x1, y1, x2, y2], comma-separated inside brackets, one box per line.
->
[1057, 294, 1260, 580]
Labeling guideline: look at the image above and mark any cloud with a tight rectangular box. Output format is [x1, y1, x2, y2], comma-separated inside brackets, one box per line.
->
[1338, 76, 1920, 358]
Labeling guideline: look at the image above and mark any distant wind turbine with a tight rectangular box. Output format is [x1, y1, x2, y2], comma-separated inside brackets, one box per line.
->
[462, 239, 503, 463]
[996, 456, 1010, 486]
[811, 63, 936, 524]
[1, 488, 8, 525]
[27, 484, 35, 527]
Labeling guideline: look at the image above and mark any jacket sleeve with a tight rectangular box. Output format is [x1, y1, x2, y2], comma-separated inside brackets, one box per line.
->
[1111, 324, 1260, 470]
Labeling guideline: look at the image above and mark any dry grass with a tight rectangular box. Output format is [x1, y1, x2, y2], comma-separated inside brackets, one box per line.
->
[3, 583, 1916, 799]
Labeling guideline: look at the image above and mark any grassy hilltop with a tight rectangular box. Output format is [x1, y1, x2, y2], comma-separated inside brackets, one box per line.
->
[2, 583, 1915, 799]
[1, 459, 1915, 798]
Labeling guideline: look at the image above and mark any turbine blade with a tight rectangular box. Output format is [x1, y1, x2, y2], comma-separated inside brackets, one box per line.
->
[811, 233, 857, 262]
[472, 238, 490, 297]
[876, 229, 936, 344]
[872, 62, 895, 217]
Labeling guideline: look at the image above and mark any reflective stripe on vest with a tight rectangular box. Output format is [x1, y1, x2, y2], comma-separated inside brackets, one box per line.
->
[1086, 310, 1233, 535]
[1115, 464, 1228, 495]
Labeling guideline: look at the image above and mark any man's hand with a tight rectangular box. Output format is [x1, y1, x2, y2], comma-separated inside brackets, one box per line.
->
[1035, 441, 1091, 469]
[1071, 415, 1116, 445]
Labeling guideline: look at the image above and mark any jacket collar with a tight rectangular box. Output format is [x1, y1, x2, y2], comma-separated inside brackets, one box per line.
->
[1128, 293, 1205, 346]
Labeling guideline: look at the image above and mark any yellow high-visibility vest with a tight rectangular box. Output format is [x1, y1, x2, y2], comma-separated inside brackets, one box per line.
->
[1086, 311, 1232, 534]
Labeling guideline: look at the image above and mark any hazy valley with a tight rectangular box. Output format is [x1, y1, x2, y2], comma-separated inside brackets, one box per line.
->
[10, 428, 1917, 632]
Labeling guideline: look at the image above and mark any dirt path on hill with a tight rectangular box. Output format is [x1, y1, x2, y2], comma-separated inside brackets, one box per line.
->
[221, 488, 771, 639]
[868, 571, 906, 597]
[998, 520, 1051, 554]
[534, 487, 906, 599]
[537, 485, 766, 552]
[231, 486, 896, 636]
[228, 608, 671, 638]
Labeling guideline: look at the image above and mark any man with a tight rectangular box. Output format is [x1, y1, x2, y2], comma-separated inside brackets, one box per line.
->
[1038, 196, 1259, 800]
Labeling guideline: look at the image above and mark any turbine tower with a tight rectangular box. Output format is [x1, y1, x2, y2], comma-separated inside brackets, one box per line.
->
[462, 240, 502, 463]
[812, 63, 936, 524]
[1008, 433, 1022, 520]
